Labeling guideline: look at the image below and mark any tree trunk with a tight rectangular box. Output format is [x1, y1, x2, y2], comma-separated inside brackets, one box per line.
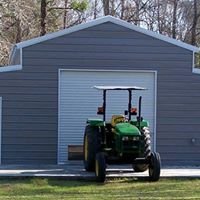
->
[15, 18, 22, 43]
[103, 0, 110, 15]
[134, 0, 140, 25]
[63, 0, 68, 29]
[110, 0, 115, 16]
[191, 0, 198, 45]
[120, 0, 125, 19]
[172, 0, 178, 39]
[40, 0, 47, 36]
[157, 0, 162, 33]
[94, 0, 98, 19]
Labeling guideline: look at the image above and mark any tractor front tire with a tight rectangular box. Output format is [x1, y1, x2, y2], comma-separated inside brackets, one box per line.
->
[149, 152, 161, 181]
[143, 127, 151, 158]
[95, 152, 106, 182]
[83, 125, 101, 172]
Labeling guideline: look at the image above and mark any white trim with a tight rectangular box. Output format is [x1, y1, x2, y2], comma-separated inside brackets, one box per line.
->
[9, 46, 23, 67]
[193, 51, 195, 71]
[0, 65, 22, 72]
[154, 71, 158, 152]
[14, 16, 199, 52]
[59, 68, 157, 73]
[0, 97, 2, 164]
[8, 44, 16, 64]
[20, 48, 23, 67]
[57, 68, 157, 164]
[192, 51, 200, 74]
[192, 68, 200, 74]
[57, 69, 61, 164]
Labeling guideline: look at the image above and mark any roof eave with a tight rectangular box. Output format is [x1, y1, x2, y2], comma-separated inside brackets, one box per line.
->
[0, 65, 22, 72]
[107, 16, 199, 52]
[15, 16, 114, 49]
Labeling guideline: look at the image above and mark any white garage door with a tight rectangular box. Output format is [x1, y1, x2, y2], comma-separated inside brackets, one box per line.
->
[58, 70, 156, 164]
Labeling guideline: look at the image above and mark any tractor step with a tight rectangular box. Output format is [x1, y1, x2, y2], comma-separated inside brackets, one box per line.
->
[132, 158, 149, 165]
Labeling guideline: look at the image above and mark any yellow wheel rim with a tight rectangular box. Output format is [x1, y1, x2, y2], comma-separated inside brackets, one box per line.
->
[95, 159, 99, 177]
[84, 135, 88, 161]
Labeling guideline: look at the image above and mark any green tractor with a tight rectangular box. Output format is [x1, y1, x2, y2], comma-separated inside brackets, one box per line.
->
[83, 86, 161, 182]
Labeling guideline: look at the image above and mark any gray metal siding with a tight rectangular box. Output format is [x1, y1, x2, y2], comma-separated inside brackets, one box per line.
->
[0, 22, 199, 165]
[0, 71, 57, 164]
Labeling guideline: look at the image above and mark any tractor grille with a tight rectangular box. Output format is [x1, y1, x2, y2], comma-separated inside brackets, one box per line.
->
[122, 141, 139, 150]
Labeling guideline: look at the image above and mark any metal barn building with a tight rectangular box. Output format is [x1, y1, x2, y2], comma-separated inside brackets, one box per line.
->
[0, 16, 199, 165]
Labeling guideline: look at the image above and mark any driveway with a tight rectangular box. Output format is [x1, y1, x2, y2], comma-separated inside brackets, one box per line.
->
[0, 161, 199, 180]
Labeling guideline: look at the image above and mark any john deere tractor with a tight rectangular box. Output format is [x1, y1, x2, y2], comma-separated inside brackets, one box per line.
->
[83, 86, 161, 182]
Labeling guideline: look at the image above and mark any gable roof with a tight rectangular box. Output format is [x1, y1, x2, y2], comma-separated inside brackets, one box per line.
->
[10, 15, 199, 64]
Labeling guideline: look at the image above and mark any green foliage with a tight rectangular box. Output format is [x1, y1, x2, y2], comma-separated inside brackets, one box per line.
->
[71, 0, 88, 12]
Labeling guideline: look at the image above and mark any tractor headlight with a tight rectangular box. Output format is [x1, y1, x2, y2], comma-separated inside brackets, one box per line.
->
[122, 136, 140, 141]
[132, 136, 140, 141]
[122, 136, 129, 141]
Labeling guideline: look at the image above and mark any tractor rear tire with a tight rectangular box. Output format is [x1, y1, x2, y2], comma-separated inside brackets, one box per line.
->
[83, 125, 101, 172]
[95, 152, 106, 182]
[149, 152, 161, 181]
[133, 164, 149, 172]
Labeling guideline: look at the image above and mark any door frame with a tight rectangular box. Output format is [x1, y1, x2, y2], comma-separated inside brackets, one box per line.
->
[57, 69, 157, 164]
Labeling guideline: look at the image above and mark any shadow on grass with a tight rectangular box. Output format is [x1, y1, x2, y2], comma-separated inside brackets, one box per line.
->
[106, 176, 150, 183]
[47, 176, 153, 188]
[0, 176, 150, 187]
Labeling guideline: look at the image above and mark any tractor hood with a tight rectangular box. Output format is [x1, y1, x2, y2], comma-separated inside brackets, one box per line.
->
[115, 123, 141, 136]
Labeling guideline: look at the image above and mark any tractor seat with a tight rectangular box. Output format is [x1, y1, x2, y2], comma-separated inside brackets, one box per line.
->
[111, 115, 125, 127]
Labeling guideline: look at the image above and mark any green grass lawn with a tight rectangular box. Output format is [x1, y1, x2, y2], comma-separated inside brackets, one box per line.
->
[0, 178, 199, 200]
